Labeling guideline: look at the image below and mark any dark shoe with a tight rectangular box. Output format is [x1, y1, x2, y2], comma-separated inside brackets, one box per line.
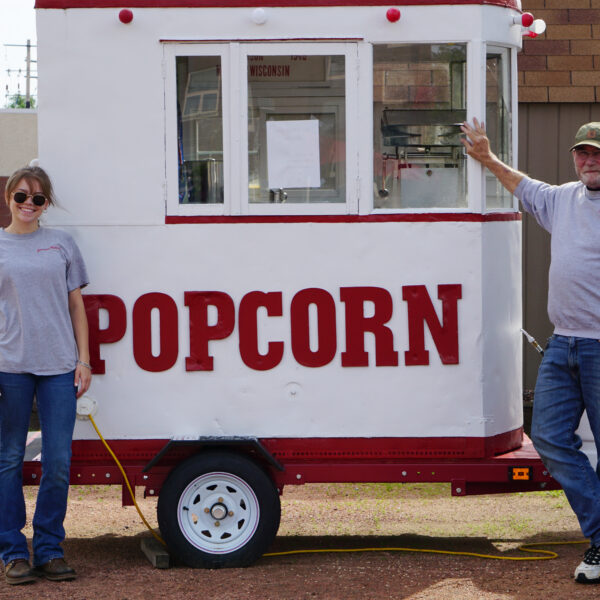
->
[35, 558, 76, 582]
[5, 559, 37, 585]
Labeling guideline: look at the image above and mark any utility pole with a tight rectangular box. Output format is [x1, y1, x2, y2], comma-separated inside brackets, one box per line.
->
[4, 40, 37, 108]
[25, 39, 31, 108]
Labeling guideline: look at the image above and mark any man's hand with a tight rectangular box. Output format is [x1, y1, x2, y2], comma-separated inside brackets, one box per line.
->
[460, 118, 525, 195]
[460, 118, 493, 166]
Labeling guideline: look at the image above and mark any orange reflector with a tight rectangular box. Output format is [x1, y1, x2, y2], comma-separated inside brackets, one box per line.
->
[509, 466, 531, 481]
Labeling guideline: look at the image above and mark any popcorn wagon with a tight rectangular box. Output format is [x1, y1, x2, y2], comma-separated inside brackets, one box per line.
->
[29, 0, 554, 568]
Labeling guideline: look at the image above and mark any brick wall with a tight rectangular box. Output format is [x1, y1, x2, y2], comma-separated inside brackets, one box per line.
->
[0, 178, 10, 227]
[519, 2, 600, 102]
[375, 61, 453, 106]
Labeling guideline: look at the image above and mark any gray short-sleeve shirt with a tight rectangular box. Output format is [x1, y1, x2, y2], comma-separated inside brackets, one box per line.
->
[515, 176, 600, 339]
[0, 227, 89, 375]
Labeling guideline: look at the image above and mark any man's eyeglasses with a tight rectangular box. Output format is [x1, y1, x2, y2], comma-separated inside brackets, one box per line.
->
[12, 191, 47, 207]
[574, 148, 600, 159]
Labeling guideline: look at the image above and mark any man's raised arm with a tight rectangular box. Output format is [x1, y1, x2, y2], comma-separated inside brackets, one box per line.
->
[460, 118, 525, 195]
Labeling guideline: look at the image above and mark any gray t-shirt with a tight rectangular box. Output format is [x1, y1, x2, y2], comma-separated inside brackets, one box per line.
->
[515, 176, 600, 339]
[0, 227, 89, 375]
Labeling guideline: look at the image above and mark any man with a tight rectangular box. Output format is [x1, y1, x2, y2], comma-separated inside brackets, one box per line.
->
[461, 119, 600, 584]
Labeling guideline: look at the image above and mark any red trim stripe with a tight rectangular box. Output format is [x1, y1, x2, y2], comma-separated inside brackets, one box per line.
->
[36, 1, 519, 9]
[165, 212, 521, 224]
[261, 428, 523, 460]
[67, 428, 523, 465]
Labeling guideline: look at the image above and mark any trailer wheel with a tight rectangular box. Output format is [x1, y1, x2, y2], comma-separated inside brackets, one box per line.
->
[157, 451, 281, 568]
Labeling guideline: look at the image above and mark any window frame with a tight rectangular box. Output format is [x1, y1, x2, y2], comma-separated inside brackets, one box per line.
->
[368, 41, 470, 214]
[164, 41, 359, 217]
[163, 40, 517, 218]
[483, 44, 516, 212]
[164, 43, 231, 217]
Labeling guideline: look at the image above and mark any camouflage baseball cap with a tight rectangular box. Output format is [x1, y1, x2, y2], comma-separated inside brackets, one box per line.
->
[570, 122, 600, 151]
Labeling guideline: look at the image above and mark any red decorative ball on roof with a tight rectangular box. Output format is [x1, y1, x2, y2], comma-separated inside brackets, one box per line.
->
[521, 12, 534, 27]
[386, 8, 401, 22]
[119, 9, 134, 24]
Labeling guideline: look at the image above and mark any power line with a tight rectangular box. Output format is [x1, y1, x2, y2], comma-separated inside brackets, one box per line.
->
[3, 40, 37, 108]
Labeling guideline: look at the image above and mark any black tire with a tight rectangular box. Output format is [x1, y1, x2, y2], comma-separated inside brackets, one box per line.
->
[157, 450, 281, 568]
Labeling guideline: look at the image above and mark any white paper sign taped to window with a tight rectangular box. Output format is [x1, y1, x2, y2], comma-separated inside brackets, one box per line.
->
[266, 119, 321, 189]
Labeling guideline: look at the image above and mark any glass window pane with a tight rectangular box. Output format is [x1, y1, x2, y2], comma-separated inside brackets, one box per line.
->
[176, 56, 224, 204]
[486, 47, 512, 209]
[373, 44, 467, 209]
[248, 55, 346, 204]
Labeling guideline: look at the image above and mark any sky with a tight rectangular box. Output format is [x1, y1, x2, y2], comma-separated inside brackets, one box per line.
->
[0, 1, 37, 107]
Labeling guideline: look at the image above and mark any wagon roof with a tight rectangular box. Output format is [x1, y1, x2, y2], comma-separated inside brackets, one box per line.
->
[35, 0, 520, 10]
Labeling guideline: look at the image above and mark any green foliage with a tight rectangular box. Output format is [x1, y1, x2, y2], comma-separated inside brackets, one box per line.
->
[6, 94, 36, 109]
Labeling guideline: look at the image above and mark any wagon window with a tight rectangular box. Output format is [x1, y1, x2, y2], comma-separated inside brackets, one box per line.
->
[247, 55, 346, 204]
[373, 44, 467, 210]
[176, 56, 224, 204]
[485, 46, 512, 210]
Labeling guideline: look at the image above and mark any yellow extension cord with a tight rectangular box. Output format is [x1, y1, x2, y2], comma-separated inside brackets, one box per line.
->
[264, 540, 588, 561]
[86, 414, 588, 562]
[87, 414, 166, 547]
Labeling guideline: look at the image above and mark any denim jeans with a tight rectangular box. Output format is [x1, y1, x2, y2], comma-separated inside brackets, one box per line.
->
[0, 371, 76, 567]
[531, 335, 600, 546]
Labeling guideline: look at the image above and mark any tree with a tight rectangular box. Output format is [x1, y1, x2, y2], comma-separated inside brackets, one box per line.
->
[6, 94, 36, 109]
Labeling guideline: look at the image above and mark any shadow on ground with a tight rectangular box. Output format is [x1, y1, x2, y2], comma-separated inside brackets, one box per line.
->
[1, 531, 593, 600]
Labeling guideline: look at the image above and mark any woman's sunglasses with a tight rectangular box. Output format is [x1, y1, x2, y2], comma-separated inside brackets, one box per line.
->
[12, 191, 47, 207]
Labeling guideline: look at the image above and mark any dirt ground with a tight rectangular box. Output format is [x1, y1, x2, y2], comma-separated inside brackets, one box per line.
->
[1, 482, 598, 600]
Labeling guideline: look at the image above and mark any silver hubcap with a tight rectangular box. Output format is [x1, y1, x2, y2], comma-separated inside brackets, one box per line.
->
[177, 472, 259, 554]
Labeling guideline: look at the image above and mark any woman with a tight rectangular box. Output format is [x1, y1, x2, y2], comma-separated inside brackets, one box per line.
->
[0, 166, 91, 585]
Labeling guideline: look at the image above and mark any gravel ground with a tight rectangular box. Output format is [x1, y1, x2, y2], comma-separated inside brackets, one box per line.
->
[1, 482, 597, 600]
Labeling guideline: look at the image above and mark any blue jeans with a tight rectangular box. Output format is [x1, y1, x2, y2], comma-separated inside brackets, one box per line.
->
[0, 371, 76, 567]
[531, 335, 600, 546]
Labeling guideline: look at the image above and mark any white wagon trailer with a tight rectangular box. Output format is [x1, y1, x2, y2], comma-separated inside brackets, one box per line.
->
[28, 0, 556, 567]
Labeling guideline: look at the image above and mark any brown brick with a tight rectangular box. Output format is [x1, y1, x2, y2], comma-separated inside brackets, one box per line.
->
[592, 0, 600, 8]
[522, 0, 548, 8]
[383, 86, 409, 103]
[518, 71, 525, 86]
[595, 56, 600, 68]
[432, 69, 450, 86]
[408, 62, 446, 71]
[530, 9, 568, 24]
[547, 55, 593, 70]
[409, 85, 449, 104]
[524, 71, 571, 85]
[377, 62, 408, 72]
[547, 0, 590, 7]
[545, 24, 592, 40]
[593, 24, 600, 38]
[519, 86, 549, 102]
[549, 86, 595, 101]
[596, 87, 600, 101]
[386, 70, 431, 86]
[522, 40, 570, 55]
[569, 8, 600, 23]
[571, 40, 600, 54]
[486, 86, 499, 103]
[518, 54, 548, 70]
[573, 71, 600, 85]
